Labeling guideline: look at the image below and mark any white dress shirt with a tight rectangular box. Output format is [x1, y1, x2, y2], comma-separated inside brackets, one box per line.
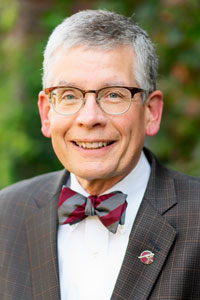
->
[58, 151, 151, 300]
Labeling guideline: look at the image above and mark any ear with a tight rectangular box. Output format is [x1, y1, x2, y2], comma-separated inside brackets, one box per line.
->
[38, 91, 52, 138]
[145, 90, 164, 136]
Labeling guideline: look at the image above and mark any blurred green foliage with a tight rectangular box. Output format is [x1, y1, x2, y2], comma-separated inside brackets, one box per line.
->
[0, 0, 200, 189]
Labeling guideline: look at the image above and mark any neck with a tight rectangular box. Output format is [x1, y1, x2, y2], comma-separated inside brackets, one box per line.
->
[75, 177, 117, 195]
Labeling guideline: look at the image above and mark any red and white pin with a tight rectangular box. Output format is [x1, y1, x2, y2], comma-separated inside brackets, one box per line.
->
[138, 250, 154, 265]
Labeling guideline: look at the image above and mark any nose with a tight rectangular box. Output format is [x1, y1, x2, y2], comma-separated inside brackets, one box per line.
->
[75, 93, 107, 128]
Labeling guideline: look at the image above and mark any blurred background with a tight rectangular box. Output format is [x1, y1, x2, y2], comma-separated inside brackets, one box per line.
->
[0, 0, 200, 189]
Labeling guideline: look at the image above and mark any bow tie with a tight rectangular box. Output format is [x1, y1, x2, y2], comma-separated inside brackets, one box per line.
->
[58, 187, 128, 233]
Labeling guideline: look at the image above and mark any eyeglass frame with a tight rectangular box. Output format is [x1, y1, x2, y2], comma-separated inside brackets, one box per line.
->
[44, 85, 147, 116]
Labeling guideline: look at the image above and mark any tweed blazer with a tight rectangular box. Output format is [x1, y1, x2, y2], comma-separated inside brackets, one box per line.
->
[0, 148, 200, 300]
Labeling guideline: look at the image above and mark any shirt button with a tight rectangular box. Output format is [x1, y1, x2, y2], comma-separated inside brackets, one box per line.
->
[91, 251, 100, 258]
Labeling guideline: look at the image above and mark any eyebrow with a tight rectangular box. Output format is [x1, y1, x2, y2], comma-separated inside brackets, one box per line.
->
[57, 80, 130, 88]
[57, 80, 72, 86]
[104, 81, 129, 87]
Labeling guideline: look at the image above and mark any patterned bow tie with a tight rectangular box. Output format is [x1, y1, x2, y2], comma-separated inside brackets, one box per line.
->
[58, 187, 128, 233]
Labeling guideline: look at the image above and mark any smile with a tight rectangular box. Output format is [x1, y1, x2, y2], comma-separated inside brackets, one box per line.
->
[74, 141, 113, 149]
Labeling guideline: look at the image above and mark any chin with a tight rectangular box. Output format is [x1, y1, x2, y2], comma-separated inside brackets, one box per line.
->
[76, 172, 106, 181]
[72, 167, 113, 181]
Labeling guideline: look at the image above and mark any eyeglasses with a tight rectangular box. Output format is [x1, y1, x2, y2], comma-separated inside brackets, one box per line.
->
[44, 86, 146, 116]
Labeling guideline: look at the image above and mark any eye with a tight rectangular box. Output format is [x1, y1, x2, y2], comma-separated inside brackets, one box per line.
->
[103, 91, 123, 100]
[108, 92, 120, 98]
[61, 91, 77, 100]
[62, 94, 75, 100]
[58, 89, 82, 104]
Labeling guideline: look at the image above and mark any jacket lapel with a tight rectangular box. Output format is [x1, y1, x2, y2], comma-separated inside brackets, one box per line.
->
[25, 170, 69, 300]
[111, 150, 177, 300]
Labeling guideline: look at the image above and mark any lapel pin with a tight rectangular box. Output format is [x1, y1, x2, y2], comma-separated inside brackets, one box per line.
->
[138, 250, 154, 265]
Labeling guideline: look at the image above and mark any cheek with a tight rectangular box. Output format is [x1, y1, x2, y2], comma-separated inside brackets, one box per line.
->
[116, 115, 138, 140]
[49, 114, 71, 137]
[119, 110, 146, 147]
[49, 118, 71, 155]
[50, 123, 70, 164]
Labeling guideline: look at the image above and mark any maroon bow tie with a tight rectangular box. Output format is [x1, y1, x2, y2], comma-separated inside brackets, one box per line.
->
[58, 187, 128, 233]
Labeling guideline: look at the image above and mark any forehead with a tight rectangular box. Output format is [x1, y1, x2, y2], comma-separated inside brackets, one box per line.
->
[50, 45, 137, 88]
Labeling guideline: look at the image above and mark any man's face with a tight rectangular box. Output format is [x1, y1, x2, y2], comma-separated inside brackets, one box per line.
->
[39, 45, 163, 192]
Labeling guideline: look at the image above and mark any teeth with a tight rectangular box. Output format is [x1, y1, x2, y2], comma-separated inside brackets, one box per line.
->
[76, 142, 109, 149]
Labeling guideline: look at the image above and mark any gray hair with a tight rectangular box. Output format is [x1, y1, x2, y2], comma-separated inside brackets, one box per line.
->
[42, 9, 158, 102]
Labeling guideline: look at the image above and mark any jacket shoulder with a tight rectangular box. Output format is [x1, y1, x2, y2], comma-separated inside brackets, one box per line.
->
[145, 147, 200, 183]
[0, 169, 67, 206]
[144, 147, 200, 201]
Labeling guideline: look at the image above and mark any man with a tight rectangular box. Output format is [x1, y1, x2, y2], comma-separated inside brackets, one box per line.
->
[0, 9, 200, 300]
